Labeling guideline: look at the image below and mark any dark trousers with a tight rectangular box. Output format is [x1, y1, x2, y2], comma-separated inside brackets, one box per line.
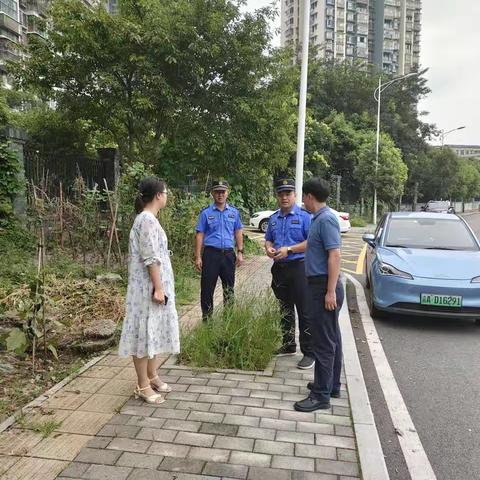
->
[308, 276, 344, 402]
[271, 260, 313, 357]
[201, 247, 236, 319]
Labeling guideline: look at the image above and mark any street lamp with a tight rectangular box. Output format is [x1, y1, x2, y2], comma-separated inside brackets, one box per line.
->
[295, 0, 311, 204]
[372, 71, 419, 225]
[440, 126, 466, 146]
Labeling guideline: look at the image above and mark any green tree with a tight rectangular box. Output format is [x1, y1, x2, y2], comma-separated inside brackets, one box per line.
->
[354, 131, 408, 207]
[13, 0, 297, 188]
[16, 106, 95, 160]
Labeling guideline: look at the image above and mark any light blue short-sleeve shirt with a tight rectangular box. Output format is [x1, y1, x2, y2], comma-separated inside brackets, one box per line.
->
[195, 203, 243, 249]
[305, 207, 341, 277]
[264, 205, 312, 263]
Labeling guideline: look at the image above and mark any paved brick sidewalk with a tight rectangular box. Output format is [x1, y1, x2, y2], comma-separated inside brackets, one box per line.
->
[0, 257, 361, 480]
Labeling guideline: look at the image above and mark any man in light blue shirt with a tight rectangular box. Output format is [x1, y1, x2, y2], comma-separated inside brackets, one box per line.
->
[265, 178, 314, 369]
[195, 180, 244, 319]
[294, 177, 344, 412]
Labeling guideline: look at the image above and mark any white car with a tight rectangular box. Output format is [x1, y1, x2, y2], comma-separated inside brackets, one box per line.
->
[249, 208, 351, 234]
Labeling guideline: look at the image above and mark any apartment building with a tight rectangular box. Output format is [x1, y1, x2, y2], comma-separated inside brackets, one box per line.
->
[281, 0, 421, 74]
[0, 0, 115, 80]
[445, 145, 480, 159]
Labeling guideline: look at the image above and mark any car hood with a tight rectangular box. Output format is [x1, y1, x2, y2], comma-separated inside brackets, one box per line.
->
[378, 247, 480, 280]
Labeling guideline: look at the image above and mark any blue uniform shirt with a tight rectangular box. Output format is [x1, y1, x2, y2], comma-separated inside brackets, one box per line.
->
[305, 207, 341, 277]
[265, 204, 312, 263]
[196, 203, 243, 249]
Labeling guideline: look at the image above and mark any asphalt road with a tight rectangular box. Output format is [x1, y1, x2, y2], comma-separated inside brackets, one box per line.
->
[353, 213, 480, 480]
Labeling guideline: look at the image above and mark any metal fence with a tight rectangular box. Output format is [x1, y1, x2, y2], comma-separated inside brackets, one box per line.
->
[23, 147, 117, 197]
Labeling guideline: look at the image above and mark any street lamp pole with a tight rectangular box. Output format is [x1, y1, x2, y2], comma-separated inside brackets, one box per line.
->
[373, 76, 381, 226]
[373, 71, 418, 225]
[295, 0, 311, 204]
[440, 126, 466, 146]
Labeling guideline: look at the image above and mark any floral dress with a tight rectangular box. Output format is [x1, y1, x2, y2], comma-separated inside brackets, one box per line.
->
[119, 211, 180, 358]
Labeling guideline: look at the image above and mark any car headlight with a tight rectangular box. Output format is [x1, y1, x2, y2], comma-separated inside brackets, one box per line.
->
[471, 276, 480, 283]
[251, 213, 259, 219]
[378, 262, 413, 280]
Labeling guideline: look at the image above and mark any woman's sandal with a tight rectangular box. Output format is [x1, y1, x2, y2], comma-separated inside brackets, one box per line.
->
[134, 385, 165, 404]
[149, 375, 172, 393]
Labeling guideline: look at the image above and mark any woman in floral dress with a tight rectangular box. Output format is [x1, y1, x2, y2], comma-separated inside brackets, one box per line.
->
[119, 177, 180, 404]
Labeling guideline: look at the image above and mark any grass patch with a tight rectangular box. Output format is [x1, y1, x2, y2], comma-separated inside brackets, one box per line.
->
[178, 290, 282, 371]
[243, 234, 263, 256]
[17, 416, 63, 438]
[350, 217, 369, 227]
[173, 259, 200, 306]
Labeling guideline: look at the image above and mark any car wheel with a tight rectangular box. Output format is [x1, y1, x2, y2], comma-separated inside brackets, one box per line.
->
[259, 219, 269, 233]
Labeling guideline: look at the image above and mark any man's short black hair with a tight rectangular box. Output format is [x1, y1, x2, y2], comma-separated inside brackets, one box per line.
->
[302, 177, 330, 202]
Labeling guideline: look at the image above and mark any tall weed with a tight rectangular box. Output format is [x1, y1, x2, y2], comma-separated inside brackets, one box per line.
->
[179, 290, 282, 371]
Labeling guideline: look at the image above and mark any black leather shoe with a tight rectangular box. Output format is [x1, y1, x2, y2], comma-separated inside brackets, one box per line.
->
[307, 382, 341, 398]
[294, 396, 331, 412]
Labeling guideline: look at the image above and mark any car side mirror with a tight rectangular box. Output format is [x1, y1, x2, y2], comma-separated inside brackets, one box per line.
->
[362, 233, 376, 247]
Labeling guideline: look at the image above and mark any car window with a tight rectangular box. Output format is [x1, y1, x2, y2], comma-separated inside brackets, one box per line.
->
[385, 218, 478, 251]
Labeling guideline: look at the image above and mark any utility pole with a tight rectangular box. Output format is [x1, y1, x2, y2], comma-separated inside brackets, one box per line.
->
[294, 0, 311, 204]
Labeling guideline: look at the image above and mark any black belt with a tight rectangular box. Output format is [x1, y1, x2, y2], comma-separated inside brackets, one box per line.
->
[273, 259, 304, 268]
[204, 246, 234, 254]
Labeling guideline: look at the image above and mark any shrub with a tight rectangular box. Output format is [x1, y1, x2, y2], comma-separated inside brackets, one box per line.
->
[178, 291, 282, 371]
[350, 216, 368, 227]
[0, 141, 21, 222]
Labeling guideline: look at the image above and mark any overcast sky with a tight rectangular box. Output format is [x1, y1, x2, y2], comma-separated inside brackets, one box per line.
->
[245, 0, 479, 146]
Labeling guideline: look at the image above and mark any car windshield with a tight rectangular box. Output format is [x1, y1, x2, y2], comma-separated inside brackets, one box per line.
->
[384, 218, 479, 251]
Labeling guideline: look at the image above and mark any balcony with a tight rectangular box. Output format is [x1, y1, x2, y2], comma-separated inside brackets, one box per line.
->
[0, 13, 21, 35]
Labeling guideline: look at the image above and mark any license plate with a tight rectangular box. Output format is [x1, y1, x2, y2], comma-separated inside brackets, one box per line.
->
[420, 294, 463, 308]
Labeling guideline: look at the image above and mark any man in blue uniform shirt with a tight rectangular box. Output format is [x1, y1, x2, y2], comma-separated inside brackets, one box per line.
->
[265, 178, 314, 369]
[195, 180, 244, 320]
[294, 177, 344, 412]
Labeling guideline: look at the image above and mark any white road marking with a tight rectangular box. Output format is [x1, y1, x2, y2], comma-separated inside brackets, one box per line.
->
[346, 274, 437, 480]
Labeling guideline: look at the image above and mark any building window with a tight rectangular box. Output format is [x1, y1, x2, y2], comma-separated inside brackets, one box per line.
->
[0, 0, 18, 20]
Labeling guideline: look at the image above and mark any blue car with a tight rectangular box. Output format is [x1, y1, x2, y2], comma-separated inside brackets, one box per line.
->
[363, 212, 480, 321]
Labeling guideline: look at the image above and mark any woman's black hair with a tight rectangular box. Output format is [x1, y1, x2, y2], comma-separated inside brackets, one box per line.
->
[302, 177, 330, 203]
[134, 177, 167, 214]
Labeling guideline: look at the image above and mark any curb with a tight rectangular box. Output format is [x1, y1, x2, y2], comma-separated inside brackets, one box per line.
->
[340, 277, 390, 480]
[0, 352, 108, 434]
[350, 226, 376, 234]
[163, 354, 276, 377]
[346, 274, 437, 480]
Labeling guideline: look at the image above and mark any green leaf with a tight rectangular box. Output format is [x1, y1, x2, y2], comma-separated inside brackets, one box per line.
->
[6, 328, 29, 355]
[48, 344, 59, 360]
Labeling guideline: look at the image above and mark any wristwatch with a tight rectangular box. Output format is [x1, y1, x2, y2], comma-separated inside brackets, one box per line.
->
[237, 249, 244, 254]
[287, 247, 293, 255]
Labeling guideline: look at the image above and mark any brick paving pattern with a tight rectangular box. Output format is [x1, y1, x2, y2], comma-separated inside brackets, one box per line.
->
[0, 256, 360, 479]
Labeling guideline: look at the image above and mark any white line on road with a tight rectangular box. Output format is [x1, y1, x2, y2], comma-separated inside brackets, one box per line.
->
[346, 274, 437, 480]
